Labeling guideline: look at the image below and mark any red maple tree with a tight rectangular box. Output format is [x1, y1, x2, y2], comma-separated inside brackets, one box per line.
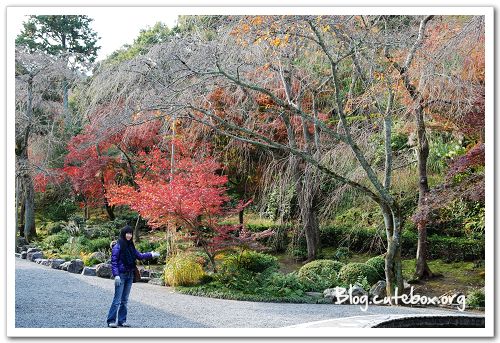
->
[106, 139, 272, 271]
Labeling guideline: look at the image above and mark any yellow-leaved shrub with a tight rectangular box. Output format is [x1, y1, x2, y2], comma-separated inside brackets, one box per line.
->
[164, 253, 205, 286]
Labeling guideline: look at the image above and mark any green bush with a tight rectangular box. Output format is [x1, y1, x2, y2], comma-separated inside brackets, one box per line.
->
[215, 251, 279, 291]
[297, 259, 343, 291]
[88, 220, 126, 239]
[135, 239, 160, 253]
[156, 241, 170, 262]
[86, 237, 112, 253]
[466, 288, 485, 308]
[365, 255, 386, 280]
[263, 272, 306, 297]
[319, 225, 484, 261]
[164, 253, 205, 286]
[427, 235, 485, 262]
[214, 267, 261, 291]
[226, 250, 279, 273]
[199, 273, 215, 285]
[355, 276, 372, 292]
[45, 221, 65, 235]
[86, 258, 103, 266]
[338, 262, 379, 286]
[68, 214, 86, 228]
[42, 231, 70, 250]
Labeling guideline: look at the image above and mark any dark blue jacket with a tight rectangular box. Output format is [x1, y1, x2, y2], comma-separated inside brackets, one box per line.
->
[111, 242, 152, 277]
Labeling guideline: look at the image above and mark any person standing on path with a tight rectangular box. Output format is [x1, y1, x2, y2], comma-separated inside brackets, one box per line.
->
[106, 225, 160, 328]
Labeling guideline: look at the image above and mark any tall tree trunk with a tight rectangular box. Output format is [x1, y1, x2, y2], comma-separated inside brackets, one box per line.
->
[18, 200, 26, 237]
[23, 172, 36, 241]
[301, 200, 319, 262]
[381, 203, 404, 298]
[300, 166, 320, 262]
[16, 175, 25, 237]
[414, 104, 433, 279]
[96, 147, 115, 221]
[104, 203, 115, 221]
[238, 209, 244, 225]
[386, 15, 434, 280]
[288, 155, 319, 262]
[84, 204, 89, 220]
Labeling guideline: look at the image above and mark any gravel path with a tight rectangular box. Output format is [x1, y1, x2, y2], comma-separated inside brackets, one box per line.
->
[15, 257, 468, 328]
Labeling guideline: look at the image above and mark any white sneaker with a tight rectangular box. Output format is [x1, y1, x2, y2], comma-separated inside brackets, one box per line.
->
[107, 323, 118, 328]
[118, 322, 131, 327]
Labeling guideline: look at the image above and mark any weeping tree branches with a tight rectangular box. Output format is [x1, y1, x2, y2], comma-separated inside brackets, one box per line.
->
[77, 15, 483, 296]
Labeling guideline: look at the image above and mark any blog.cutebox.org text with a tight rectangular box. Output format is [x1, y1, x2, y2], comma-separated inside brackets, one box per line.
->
[333, 286, 466, 311]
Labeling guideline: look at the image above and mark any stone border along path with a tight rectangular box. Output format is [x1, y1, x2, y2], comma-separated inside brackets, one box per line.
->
[14, 257, 483, 329]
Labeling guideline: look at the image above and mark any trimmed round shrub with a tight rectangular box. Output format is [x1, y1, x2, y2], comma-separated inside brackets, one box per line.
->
[297, 259, 344, 291]
[225, 250, 279, 273]
[365, 255, 386, 280]
[164, 253, 205, 287]
[338, 262, 379, 286]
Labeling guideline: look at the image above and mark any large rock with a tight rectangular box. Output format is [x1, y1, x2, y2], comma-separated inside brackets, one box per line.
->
[34, 258, 49, 266]
[96, 263, 113, 279]
[351, 284, 368, 297]
[67, 260, 84, 274]
[22, 245, 34, 252]
[369, 280, 387, 299]
[82, 267, 97, 276]
[50, 259, 66, 269]
[139, 268, 153, 277]
[26, 247, 41, 254]
[324, 287, 348, 302]
[27, 251, 44, 261]
[89, 252, 106, 263]
[60, 261, 71, 271]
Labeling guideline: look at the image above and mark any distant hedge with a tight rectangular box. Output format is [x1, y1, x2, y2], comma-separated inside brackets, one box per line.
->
[247, 224, 484, 261]
[320, 226, 484, 261]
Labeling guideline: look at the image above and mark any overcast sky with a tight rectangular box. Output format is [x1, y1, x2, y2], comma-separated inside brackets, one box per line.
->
[10, 8, 179, 61]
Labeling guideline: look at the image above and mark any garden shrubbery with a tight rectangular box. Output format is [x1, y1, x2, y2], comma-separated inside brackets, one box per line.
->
[185, 251, 310, 301]
[41, 231, 70, 250]
[164, 253, 206, 286]
[214, 250, 279, 291]
[337, 262, 380, 286]
[297, 259, 343, 291]
[365, 255, 386, 280]
[466, 288, 485, 308]
[229, 250, 279, 273]
[45, 221, 66, 235]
